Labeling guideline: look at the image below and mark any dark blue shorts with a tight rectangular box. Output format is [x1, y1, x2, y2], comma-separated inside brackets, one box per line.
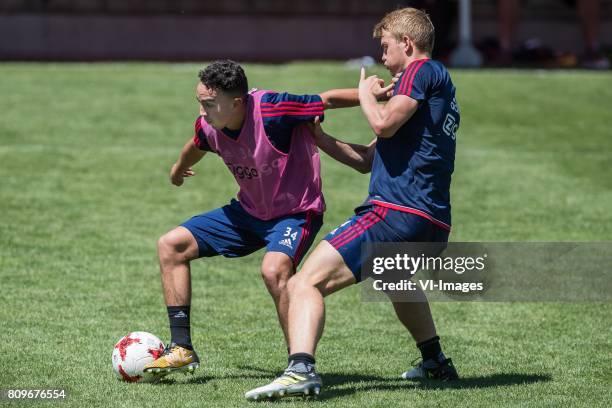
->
[181, 199, 323, 266]
[323, 204, 450, 281]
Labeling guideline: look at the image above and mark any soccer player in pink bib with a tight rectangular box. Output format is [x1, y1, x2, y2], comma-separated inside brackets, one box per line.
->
[144, 60, 393, 375]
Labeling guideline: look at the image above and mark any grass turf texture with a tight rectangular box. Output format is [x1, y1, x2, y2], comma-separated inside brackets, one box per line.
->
[0, 63, 610, 407]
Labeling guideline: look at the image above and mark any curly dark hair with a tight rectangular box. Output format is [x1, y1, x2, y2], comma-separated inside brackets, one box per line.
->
[198, 60, 248, 96]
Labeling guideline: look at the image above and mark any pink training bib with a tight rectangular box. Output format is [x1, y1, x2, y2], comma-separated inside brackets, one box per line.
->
[200, 90, 325, 220]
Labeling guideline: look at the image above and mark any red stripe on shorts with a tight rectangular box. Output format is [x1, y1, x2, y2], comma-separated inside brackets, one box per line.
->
[329, 207, 388, 249]
[328, 211, 377, 248]
[293, 211, 313, 264]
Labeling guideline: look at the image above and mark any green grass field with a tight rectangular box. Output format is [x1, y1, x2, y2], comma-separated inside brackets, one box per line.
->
[0, 63, 610, 407]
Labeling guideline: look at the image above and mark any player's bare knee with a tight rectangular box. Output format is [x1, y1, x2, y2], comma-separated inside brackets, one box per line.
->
[158, 230, 191, 264]
[261, 262, 291, 292]
[286, 275, 298, 293]
[288, 271, 314, 295]
[157, 234, 172, 261]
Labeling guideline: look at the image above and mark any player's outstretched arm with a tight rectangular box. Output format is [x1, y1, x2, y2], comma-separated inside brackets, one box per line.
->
[320, 79, 395, 110]
[170, 139, 206, 186]
[319, 88, 359, 109]
[358, 67, 418, 138]
[309, 117, 375, 174]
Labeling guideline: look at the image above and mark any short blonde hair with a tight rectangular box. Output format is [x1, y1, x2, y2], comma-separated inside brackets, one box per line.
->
[373, 8, 435, 54]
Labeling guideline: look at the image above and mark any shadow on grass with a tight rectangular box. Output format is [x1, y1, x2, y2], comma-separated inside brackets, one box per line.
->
[150, 370, 275, 385]
[154, 376, 215, 385]
[236, 366, 551, 401]
[406, 373, 551, 390]
[318, 372, 551, 400]
[151, 365, 551, 401]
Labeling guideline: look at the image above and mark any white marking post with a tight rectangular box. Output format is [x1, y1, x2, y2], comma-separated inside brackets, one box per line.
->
[450, 0, 483, 67]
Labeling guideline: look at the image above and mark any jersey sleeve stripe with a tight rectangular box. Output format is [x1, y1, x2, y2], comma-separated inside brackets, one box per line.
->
[261, 101, 323, 106]
[261, 107, 324, 114]
[260, 102, 324, 110]
[193, 116, 203, 147]
[192, 133, 210, 151]
[261, 111, 322, 118]
[261, 104, 323, 110]
[193, 116, 213, 151]
[398, 59, 429, 95]
[405, 59, 428, 96]
[398, 62, 419, 95]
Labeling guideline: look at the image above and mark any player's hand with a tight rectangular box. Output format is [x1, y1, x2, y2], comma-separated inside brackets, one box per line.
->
[170, 164, 195, 186]
[373, 73, 400, 101]
[379, 72, 402, 101]
[359, 67, 394, 100]
[307, 116, 325, 142]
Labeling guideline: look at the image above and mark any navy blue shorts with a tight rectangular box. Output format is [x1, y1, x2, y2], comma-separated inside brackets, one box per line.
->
[181, 199, 323, 266]
[323, 204, 450, 281]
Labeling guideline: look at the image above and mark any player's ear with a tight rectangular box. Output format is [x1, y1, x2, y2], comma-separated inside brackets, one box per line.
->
[233, 96, 245, 108]
[402, 35, 412, 54]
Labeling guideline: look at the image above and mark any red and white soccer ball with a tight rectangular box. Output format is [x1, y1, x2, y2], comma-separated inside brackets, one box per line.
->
[112, 331, 164, 383]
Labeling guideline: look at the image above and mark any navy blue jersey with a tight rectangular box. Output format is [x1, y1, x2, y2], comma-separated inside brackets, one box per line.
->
[368, 59, 459, 230]
[194, 91, 324, 154]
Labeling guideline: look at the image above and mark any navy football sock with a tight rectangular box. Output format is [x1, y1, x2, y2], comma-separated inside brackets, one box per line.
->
[417, 336, 443, 362]
[167, 305, 193, 350]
